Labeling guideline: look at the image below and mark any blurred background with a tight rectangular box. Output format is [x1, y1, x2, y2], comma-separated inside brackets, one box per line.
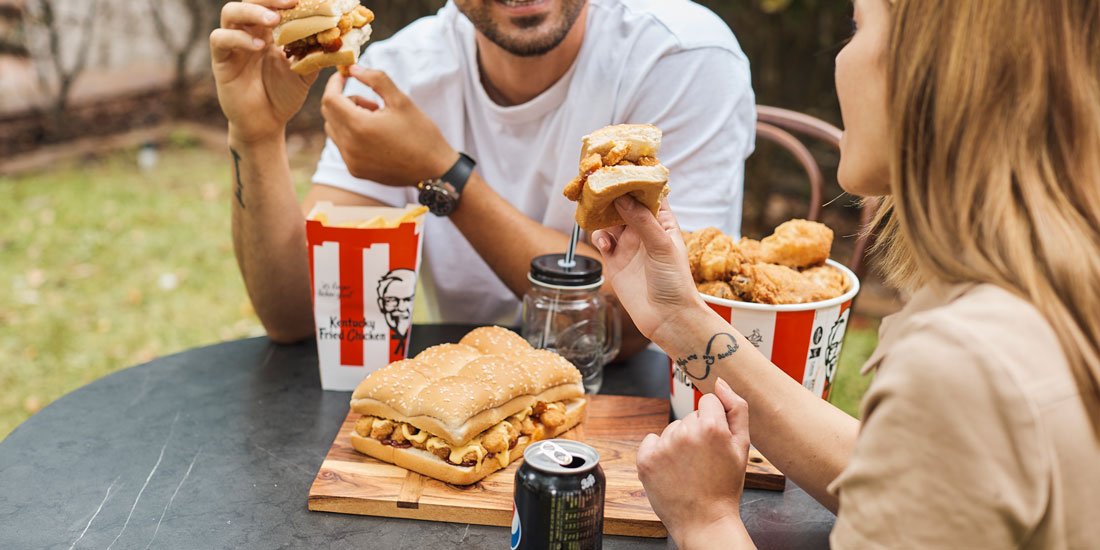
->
[0, 0, 894, 439]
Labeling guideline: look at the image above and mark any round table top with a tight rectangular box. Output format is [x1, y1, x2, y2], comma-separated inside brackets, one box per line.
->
[0, 325, 835, 549]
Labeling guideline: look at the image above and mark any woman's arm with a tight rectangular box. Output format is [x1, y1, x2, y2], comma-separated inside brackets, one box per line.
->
[654, 301, 858, 512]
[593, 196, 859, 512]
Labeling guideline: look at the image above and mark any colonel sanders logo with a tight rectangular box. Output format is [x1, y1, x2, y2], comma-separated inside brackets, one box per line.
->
[377, 269, 415, 356]
[821, 312, 849, 400]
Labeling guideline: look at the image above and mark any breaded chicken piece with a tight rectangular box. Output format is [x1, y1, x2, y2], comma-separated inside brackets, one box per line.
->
[686, 227, 723, 282]
[759, 219, 833, 269]
[686, 228, 746, 283]
[697, 280, 738, 301]
[732, 263, 839, 305]
[562, 175, 584, 201]
[562, 153, 604, 201]
[737, 237, 767, 264]
[802, 264, 850, 296]
[699, 233, 742, 282]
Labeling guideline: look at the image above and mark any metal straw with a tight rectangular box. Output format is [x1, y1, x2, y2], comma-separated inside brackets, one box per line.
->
[542, 224, 581, 348]
[559, 224, 581, 269]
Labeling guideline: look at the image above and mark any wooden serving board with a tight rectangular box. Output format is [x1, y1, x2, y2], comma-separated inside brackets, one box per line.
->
[308, 395, 784, 538]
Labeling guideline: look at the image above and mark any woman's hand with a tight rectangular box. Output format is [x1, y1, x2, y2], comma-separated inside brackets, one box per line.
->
[210, 0, 317, 146]
[637, 378, 754, 549]
[592, 196, 706, 339]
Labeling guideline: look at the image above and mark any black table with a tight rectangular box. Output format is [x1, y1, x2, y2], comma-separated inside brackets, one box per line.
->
[0, 325, 834, 549]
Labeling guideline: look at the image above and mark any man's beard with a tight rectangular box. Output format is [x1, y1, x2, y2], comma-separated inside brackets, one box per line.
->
[460, 0, 585, 57]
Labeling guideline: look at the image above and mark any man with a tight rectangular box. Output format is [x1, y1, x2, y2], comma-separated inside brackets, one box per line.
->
[210, 0, 755, 354]
[377, 269, 416, 356]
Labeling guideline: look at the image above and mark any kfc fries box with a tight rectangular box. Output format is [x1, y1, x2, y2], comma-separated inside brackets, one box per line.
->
[670, 260, 861, 420]
[305, 202, 427, 391]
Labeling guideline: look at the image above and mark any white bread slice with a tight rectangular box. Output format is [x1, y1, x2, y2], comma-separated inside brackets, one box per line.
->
[278, 0, 359, 22]
[288, 26, 371, 75]
[274, 15, 341, 46]
[576, 164, 669, 230]
[580, 123, 662, 162]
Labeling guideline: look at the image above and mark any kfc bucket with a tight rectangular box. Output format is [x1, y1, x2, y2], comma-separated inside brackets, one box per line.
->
[669, 259, 860, 419]
[305, 202, 426, 391]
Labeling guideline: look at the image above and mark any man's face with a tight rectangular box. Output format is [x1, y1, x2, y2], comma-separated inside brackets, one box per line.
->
[454, 0, 586, 57]
[379, 281, 415, 336]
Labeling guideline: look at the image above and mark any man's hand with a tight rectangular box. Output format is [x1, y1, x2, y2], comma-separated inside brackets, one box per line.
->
[637, 378, 753, 549]
[591, 196, 704, 339]
[211, 0, 317, 145]
[321, 66, 458, 186]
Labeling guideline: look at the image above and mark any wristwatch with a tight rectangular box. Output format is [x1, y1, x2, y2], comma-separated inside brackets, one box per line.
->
[417, 153, 477, 216]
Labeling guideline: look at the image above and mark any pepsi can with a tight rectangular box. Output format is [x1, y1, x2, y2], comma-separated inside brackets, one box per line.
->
[511, 439, 605, 550]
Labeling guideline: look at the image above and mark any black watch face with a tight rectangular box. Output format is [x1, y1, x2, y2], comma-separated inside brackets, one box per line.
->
[419, 184, 457, 216]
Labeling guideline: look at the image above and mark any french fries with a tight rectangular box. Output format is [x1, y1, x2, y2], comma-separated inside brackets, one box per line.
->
[308, 205, 428, 229]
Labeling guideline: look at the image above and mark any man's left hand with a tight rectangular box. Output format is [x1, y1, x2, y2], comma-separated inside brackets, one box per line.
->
[321, 66, 457, 186]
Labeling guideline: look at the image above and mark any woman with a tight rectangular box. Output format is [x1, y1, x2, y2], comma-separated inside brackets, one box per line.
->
[593, 0, 1100, 547]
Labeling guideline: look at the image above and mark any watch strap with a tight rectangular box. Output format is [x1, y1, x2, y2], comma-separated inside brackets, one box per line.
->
[440, 152, 476, 194]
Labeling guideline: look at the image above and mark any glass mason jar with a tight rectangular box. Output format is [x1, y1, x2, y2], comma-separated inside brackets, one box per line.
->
[522, 254, 621, 394]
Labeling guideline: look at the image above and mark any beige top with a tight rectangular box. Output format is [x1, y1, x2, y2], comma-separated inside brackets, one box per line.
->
[829, 283, 1100, 549]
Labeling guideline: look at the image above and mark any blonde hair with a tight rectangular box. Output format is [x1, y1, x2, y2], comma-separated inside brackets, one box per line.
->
[869, 0, 1100, 415]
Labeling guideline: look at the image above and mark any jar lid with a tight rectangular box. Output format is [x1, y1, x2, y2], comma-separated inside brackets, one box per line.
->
[530, 254, 603, 287]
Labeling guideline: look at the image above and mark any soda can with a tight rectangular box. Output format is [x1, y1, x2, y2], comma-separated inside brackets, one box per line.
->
[511, 439, 605, 549]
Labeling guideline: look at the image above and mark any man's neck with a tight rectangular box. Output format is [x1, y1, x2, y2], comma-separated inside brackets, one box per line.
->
[476, 4, 588, 106]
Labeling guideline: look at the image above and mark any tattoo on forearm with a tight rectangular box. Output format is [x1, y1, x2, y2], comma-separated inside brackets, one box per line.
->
[230, 147, 244, 209]
[673, 333, 740, 381]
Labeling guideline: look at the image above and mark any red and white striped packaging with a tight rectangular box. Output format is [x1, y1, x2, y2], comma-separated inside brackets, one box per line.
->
[305, 202, 426, 391]
[669, 260, 860, 419]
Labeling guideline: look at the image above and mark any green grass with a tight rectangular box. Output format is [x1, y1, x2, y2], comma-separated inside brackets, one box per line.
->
[0, 136, 316, 439]
[831, 324, 878, 418]
[0, 136, 878, 439]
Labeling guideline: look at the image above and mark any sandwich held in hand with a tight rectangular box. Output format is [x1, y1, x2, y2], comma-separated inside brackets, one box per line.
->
[687, 219, 851, 305]
[275, 0, 374, 75]
[349, 327, 587, 485]
[563, 124, 670, 231]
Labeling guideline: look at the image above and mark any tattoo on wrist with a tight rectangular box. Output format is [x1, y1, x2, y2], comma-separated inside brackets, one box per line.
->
[230, 147, 244, 209]
[673, 333, 739, 381]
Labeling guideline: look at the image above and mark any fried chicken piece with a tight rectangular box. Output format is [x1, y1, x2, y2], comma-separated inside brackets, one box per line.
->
[352, 5, 374, 26]
[686, 227, 744, 282]
[636, 156, 660, 166]
[737, 237, 767, 264]
[562, 153, 604, 201]
[697, 281, 738, 301]
[732, 263, 838, 305]
[315, 27, 342, 47]
[369, 419, 395, 440]
[602, 142, 631, 166]
[802, 265, 850, 297]
[579, 152, 603, 175]
[758, 219, 834, 269]
[390, 424, 407, 443]
[562, 176, 584, 201]
[518, 417, 537, 436]
[686, 227, 722, 282]
[355, 416, 375, 438]
[541, 409, 566, 429]
[701, 234, 745, 282]
[482, 423, 518, 454]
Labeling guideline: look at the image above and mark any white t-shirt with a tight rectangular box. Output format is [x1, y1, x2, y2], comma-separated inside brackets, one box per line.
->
[313, 0, 755, 325]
